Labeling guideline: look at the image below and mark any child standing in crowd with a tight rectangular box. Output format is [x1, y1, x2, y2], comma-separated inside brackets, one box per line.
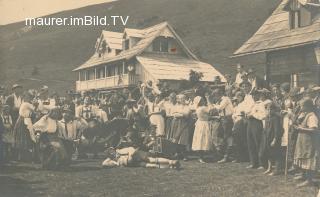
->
[263, 103, 283, 176]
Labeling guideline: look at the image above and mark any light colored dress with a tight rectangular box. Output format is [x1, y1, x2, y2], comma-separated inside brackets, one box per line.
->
[192, 106, 212, 151]
[147, 101, 165, 136]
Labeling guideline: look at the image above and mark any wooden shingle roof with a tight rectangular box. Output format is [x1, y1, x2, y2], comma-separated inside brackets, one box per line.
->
[73, 21, 198, 71]
[101, 30, 123, 50]
[137, 54, 225, 82]
[233, 0, 320, 57]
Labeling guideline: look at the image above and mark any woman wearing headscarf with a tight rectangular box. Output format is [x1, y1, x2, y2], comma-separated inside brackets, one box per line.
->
[12, 91, 37, 161]
[33, 108, 68, 169]
[293, 98, 320, 187]
[171, 94, 192, 160]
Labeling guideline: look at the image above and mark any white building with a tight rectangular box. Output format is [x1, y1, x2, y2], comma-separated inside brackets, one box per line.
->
[73, 21, 225, 92]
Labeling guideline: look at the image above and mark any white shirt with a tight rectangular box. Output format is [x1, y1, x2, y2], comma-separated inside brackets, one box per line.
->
[37, 98, 56, 114]
[233, 101, 247, 121]
[249, 101, 268, 121]
[214, 96, 234, 116]
[235, 72, 246, 86]
[33, 115, 57, 133]
[242, 94, 255, 114]
[13, 94, 22, 109]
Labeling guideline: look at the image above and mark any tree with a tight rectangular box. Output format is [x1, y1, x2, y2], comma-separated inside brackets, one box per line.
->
[189, 69, 203, 84]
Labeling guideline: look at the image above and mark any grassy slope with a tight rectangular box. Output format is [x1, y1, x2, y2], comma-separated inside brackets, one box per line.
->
[0, 0, 280, 93]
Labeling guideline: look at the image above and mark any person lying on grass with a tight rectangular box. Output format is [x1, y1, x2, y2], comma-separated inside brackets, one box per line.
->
[102, 146, 180, 169]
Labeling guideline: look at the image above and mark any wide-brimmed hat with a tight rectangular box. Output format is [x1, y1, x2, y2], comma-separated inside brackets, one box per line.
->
[12, 84, 22, 90]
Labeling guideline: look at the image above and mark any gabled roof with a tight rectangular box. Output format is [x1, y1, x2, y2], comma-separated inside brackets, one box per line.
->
[137, 54, 225, 82]
[73, 21, 198, 71]
[101, 31, 123, 50]
[233, 0, 320, 57]
[123, 28, 145, 38]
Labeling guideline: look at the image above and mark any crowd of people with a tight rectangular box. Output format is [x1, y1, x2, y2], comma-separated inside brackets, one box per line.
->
[0, 64, 320, 188]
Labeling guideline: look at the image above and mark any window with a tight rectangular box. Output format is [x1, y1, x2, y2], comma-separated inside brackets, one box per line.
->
[152, 37, 169, 52]
[80, 71, 86, 81]
[87, 69, 95, 80]
[124, 39, 129, 50]
[288, 1, 316, 29]
[96, 67, 105, 79]
[107, 65, 115, 77]
[115, 49, 121, 55]
[290, 10, 301, 29]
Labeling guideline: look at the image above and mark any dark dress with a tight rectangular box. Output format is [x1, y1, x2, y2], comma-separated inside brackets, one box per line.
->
[13, 116, 33, 152]
[260, 115, 283, 161]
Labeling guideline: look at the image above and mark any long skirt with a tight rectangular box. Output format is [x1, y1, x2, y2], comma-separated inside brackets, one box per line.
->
[13, 116, 33, 151]
[192, 120, 212, 151]
[165, 116, 174, 140]
[294, 132, 320, 171]
[171, 117, 191, 150]
[150, 114, 165, 136]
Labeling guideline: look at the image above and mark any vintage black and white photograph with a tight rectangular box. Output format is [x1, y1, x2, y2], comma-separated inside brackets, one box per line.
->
[0, 0, 320, 196]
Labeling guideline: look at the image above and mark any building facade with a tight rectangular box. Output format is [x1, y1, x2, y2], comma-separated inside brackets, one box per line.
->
[233, 0, 320, 87]
[73, 22, 225, 92]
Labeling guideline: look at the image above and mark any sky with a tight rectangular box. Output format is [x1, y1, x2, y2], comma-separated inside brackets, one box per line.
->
[0, 0, 116, 25]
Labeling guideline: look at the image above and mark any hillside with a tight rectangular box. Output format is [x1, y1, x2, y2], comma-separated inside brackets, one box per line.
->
[0, 0, 281, 93]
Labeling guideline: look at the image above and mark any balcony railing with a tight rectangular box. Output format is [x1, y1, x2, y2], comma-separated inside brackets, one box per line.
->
[76, 74, 139, 92]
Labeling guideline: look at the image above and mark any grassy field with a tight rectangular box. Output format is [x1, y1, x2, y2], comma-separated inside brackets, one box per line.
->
[0, 159, 317, 197]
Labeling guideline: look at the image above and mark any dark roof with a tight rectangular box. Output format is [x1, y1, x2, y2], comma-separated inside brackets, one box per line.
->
[233, 0, 320, 57]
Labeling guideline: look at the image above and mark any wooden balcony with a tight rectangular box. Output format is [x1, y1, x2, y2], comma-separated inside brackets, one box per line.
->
[76, 74, 139, 92]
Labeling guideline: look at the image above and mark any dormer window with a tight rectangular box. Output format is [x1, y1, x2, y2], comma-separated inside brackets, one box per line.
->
[287, 0, 319, 29]
[290, 10, 301, 29]
[152, 36, 169, 52]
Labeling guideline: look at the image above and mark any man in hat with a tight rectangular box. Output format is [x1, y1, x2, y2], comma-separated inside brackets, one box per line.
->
[58, 105, 88, 159]
[235, 64, 247, 87]
[76, 96, 96, 122]
[5, 84, 23, 125]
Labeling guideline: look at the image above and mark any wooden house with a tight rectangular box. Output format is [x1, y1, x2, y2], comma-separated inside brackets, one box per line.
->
[73, 22, 225, 92]
[233, 0, 320, 87]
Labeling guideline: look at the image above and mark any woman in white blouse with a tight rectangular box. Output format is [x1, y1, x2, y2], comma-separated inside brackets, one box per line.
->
[12, 91, 37, 161]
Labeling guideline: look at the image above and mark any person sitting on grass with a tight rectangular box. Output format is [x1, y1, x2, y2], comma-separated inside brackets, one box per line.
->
[102, 146, 180, 169]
